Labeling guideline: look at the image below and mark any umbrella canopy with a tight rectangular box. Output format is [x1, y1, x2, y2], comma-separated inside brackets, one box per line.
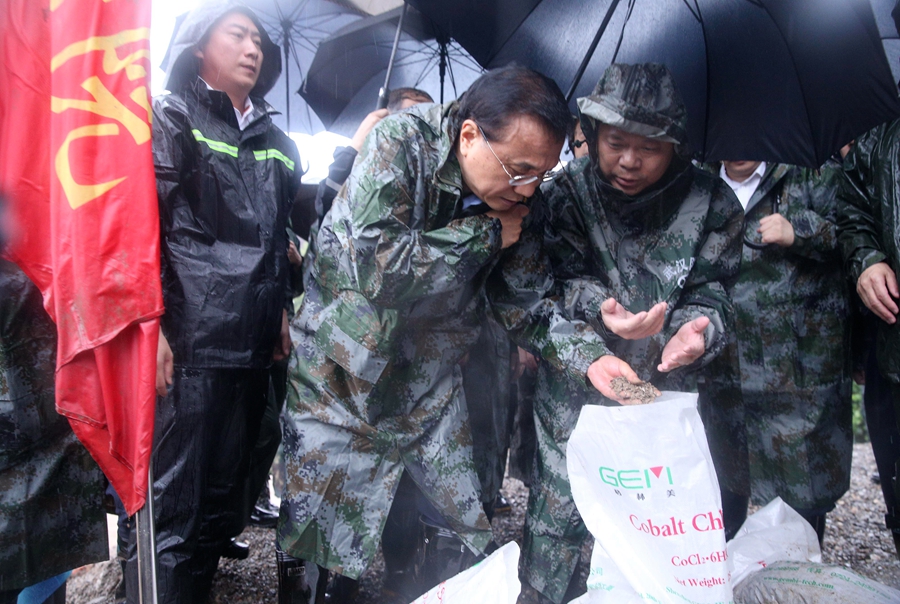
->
[871, 0, 900, 85]
[242, 0, 365, 133]
[409, 0, 900, 167]
[300, 4, 483, 136]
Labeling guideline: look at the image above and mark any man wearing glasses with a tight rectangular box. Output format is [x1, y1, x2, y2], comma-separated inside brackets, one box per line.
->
[518, 63, 747, 604]
[275, 66, 642, 603]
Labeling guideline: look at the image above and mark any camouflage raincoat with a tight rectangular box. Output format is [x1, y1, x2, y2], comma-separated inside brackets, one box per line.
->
[0, 259, 107, 591]
[730, 162, 852, 511]
[522, 155, 744, 603]
[277, 102, 609, 578]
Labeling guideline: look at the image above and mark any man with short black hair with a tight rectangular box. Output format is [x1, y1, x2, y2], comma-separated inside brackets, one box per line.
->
[126, 3, 301, 602]
[277, 65, 640, 603]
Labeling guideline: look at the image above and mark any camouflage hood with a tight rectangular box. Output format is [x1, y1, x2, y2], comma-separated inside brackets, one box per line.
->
[161, 1, 281, 98]
[577, 63, 687, 145]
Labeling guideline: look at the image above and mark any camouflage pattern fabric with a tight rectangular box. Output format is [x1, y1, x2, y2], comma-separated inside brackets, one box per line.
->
[277, 102, 610, 579]
[0, 259, 107, 591]
[577, 63, 689, 146]
[521, 156, 744, 604]
[732, 162, 852, 510]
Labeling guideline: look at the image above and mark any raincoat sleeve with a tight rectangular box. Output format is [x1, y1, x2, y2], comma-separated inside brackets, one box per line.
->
[286, 142, 304, 309]
[837, 125, 888, 283]
[315, 145, 357, 223]
[488, 195, 611, 384]
[151, 96, 190, 335]
[539, 173, 616, 340]
[330, 120, 503, 306]
[664, 181, 742, 368]
[782, 166, 842, 263]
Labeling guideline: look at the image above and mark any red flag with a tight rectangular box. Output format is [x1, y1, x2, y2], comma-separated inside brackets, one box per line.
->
[0, 0, 163, 515]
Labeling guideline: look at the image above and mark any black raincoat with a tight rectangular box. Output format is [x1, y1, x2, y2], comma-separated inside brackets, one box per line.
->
[124, 4, 302, 603]
[154, 2, 301, 368]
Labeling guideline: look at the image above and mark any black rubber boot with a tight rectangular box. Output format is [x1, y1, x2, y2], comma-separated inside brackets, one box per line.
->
[382, 472, 424, 602]
[414, 517, 483, 594]
[276, 547, 311, 604]
[798, 512, 827, 547]
[720, 488, 749, 542]
[324, 573, 359, 603]
[381, 509, 419, 601]
[886, 512, 900, 559]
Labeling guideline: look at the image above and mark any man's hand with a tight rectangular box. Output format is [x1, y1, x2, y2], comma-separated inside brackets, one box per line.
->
[600, 298, 667, 340]
[273, 309, 292, 361]
[486, 203, 530, 249]
[758, 213, 794, 247]
[511, 346, 538, 379]
[858, 262, 900, 324]
[587, 355, 656, 405]
[156, 328, 174, 397]
[287, 241, 303, 267]
[350, 108, 389, 151]
[658, 316, 709, 373]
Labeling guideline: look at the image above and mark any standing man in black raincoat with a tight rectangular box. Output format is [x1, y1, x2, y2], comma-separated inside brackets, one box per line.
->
[125, 3, 302, 602]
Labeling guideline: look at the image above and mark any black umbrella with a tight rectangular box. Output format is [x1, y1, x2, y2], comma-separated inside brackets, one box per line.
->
[871, 0, 900, 86]
[409, 0, 900, 167]
[299, 4, 483, 136]
[249, 1, 364, 133]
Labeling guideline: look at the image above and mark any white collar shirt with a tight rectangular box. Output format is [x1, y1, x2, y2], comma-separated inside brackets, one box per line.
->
[720, 161, 766, 210]
[234, 98, 254, 131]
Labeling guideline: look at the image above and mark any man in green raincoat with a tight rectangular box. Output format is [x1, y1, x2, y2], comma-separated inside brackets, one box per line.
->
[718, 159, 852, 546]
[519, 63, 746, 604]
[277, 66, 644, 603]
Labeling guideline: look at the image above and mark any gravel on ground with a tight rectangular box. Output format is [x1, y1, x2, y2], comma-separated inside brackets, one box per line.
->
[66, 443, 900, 602]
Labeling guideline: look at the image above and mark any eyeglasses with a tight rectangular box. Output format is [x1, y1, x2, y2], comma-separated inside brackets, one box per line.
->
[478, 125, 558, 187]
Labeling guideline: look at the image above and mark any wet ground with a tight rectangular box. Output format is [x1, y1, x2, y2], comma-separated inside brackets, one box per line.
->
[67, 443, 900, 602]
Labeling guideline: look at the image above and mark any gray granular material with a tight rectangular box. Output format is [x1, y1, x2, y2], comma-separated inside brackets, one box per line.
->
[610, 376, 658, 404]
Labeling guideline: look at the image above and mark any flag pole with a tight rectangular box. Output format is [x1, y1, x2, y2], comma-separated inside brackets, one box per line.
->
[135, 464, 159, 604]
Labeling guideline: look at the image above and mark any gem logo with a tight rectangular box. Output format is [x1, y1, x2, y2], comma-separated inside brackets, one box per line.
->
[599, 465, 674, 489]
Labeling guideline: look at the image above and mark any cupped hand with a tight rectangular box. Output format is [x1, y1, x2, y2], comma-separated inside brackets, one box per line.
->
[658, 316, 709, 372]
[587, 355, 658, 405]
[600, 298, 667, 340]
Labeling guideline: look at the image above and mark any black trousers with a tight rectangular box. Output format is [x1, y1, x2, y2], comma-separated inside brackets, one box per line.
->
[246, 360, 288, 512]
[126, 367, 268, 604]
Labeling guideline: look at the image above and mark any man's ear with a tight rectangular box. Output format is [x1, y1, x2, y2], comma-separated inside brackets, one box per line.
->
[193, 46, 204, 60]
[458, 119, 479, 159]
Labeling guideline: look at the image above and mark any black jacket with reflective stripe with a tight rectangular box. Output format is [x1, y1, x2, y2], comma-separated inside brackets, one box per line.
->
[153, 79, 302, 368]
